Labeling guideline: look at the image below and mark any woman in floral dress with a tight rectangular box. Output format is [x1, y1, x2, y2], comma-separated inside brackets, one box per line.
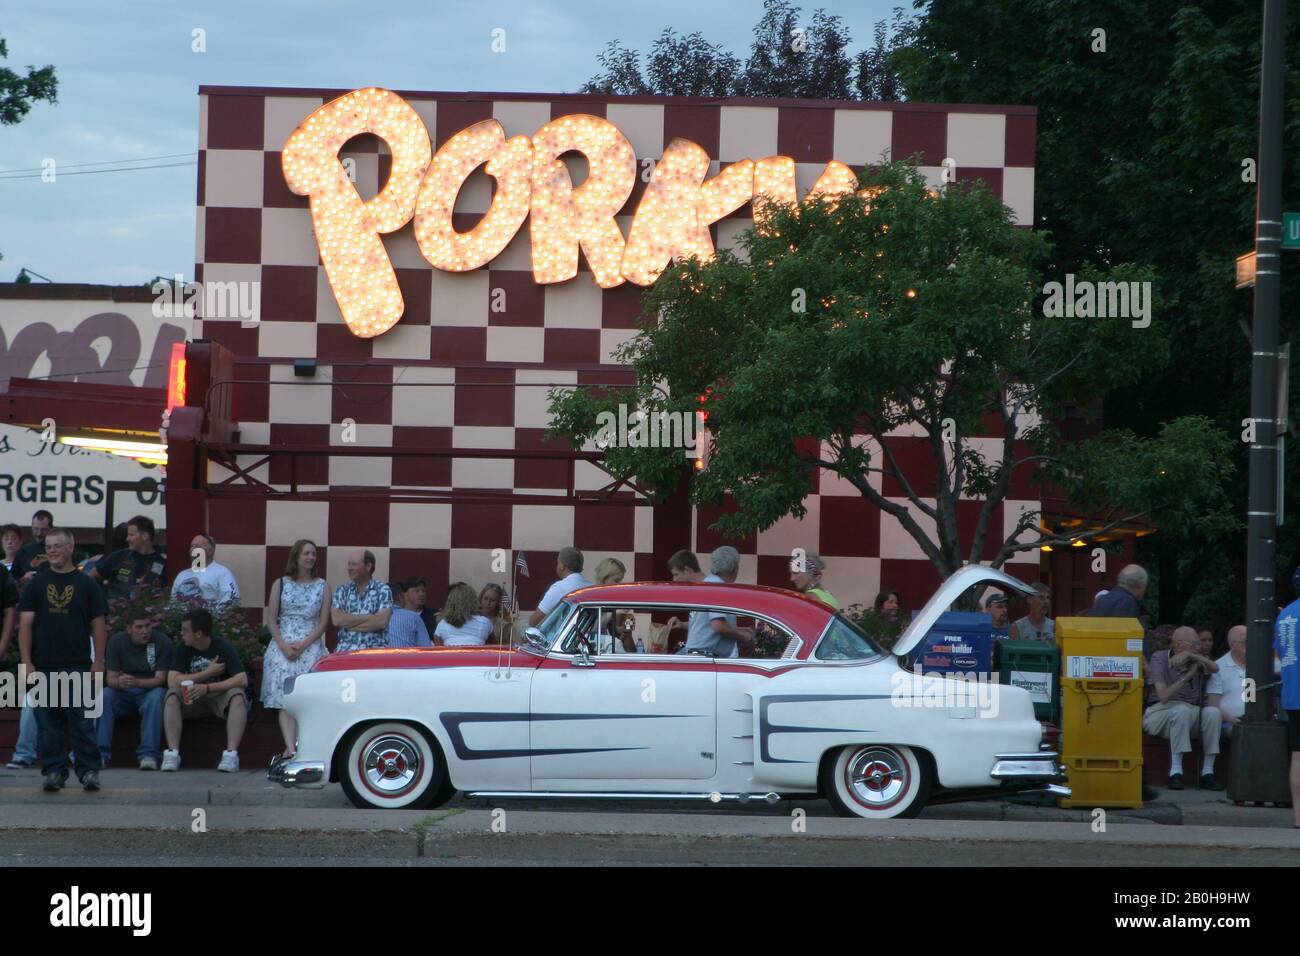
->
[263, 539, 331, 758]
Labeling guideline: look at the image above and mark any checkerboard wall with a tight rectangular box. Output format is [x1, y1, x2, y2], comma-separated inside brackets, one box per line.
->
[194, 87, 1039, 618]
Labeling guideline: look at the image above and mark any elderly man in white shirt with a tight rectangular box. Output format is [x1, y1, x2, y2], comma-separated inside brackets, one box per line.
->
[528, 547, 593, 627]
[170, 533, 241, 608]
[1213, 624, 1282, 737]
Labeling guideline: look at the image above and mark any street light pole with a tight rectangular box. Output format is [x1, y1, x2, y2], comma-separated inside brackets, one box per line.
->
[1245, 0, 1286, 723]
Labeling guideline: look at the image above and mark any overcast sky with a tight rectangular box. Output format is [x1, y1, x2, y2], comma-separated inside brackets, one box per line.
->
[0, 0, 900, 285]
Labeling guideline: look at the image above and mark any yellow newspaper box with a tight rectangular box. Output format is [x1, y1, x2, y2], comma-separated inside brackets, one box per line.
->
[1056, 617, 1146, 809]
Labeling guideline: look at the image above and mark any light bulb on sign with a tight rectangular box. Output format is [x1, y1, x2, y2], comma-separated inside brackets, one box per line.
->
[282, 87, 432, 338]
[414, 119, 532, 272]
[529, 114, 635, 288]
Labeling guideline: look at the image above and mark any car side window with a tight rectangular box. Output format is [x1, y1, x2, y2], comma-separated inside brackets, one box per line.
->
[591, 606, 638, 655]
[815, 614, 883, 660]
[558, 606, 601, 655]
[738, 618, 797, 659]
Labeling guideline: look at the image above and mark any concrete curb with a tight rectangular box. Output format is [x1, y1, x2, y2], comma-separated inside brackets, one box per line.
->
[3, 806, 1297, 849]
[3, 828, 422, 859]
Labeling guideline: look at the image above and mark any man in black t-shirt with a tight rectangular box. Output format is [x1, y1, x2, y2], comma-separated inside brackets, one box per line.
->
[11, 509, 53, 585]
[17, 527, 108, 792]
[162, 607, 248, 772]
[90, 514, 168, 601]
[96, 612, 173, 770]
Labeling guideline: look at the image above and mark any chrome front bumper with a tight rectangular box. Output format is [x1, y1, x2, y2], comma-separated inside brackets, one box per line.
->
[990, 751, 1070, 797]
[267, 757, 326, 789]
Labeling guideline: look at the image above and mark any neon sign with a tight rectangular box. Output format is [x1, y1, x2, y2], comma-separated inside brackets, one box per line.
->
[283, 87, 863, 338]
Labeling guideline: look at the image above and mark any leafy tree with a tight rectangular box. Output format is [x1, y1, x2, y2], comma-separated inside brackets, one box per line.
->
[581, 0, 907, 101]
[0, 34, 57, 126]
[891, 0, 1299, 622]
[548, 162, 1237, 582]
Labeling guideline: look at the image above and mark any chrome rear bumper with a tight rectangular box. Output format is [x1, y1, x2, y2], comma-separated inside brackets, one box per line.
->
[990, 751, 1070, 797]
[267, 757, 326, 789]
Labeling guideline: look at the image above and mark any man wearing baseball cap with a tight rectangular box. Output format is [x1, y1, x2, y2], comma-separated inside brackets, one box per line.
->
[984, 590, 1011, 640]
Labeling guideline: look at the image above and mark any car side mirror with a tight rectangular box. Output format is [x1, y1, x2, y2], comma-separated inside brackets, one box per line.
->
[523, 627, 548, 650]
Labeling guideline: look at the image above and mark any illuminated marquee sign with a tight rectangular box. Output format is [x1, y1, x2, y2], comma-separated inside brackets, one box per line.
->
[284, 87, 865, 338]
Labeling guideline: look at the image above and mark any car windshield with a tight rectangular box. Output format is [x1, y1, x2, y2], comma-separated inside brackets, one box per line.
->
[815, 613, 884, 661]
[527, 600, 576, 651]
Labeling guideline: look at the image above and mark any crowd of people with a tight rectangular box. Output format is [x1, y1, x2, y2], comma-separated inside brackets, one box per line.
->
[0, 510, 254, 787]
[2, 507, 1296, 824]
[976, 563, 1300, 819]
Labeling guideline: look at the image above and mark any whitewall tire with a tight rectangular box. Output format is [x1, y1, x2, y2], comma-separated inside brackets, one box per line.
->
[822, 744, 931, 820]
[338, 721, 451, 811]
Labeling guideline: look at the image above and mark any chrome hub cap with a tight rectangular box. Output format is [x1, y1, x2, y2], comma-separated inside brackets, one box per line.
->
[363, 735, 421, 795]
[847, 748, 906, 807]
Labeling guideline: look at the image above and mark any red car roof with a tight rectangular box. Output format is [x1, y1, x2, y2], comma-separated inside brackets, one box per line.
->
[563, 580, 837, 652]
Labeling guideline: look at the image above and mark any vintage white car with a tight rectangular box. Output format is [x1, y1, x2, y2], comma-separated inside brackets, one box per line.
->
[270, 564, 1068, 818]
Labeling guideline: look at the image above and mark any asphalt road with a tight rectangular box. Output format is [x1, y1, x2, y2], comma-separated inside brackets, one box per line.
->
[6, 835, 1299, 866]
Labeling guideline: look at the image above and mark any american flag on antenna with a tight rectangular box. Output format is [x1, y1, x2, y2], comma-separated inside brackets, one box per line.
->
[509, 551, 530, 615]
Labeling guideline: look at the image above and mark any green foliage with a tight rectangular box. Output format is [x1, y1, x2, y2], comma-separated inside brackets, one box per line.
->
[893, 0, 1298, 620]
[843, 604, 906, 651]
[106, 588, 264, 674]
[582, 0, 906, 101]
[1050, 416, 1240, 541]
[548, 160, 1237, 576]
[0, 35, 57, 126]
[752, 625, 791, 659]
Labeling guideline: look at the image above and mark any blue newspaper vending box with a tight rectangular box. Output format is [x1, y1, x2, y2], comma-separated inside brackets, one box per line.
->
[911, 611, 995, 677]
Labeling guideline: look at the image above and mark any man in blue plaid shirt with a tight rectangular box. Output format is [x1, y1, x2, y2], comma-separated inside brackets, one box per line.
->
[386, 581, 432, 648]
[330, 550, 392, 652]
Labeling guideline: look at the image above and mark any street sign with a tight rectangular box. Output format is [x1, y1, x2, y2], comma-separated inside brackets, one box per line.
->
[1285, 212, 1300, 249]
[1237, 251, 1257, 288]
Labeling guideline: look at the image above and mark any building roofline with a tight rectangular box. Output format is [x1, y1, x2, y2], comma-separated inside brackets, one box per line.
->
[196, 85, 1037, 115]
[0, 282, 159, 302]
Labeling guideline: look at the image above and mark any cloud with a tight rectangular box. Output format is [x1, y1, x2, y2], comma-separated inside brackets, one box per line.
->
[3, 0, 893, 284]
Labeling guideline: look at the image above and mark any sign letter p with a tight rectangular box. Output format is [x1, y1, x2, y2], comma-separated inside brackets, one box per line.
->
[282, 88, 432, 339]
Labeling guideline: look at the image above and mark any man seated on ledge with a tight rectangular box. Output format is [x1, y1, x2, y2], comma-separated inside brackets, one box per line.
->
[162, 608, 248, 773]
[97, 610, 172, 770]
[1143, 625, 1223, 791]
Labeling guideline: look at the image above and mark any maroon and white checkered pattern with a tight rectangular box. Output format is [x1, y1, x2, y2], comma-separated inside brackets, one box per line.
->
[194, 87, 1039, 616]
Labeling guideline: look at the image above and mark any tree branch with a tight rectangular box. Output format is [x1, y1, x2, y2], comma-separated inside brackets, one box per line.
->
[989, 512, 1150, 569]
[964, 386, 1017, 565]
[877, 431, 939, 520]
[1010, 351, 1084, 417]
[847, 469, 950, 573]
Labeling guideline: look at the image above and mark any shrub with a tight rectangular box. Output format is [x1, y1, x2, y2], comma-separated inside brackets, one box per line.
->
[107, 588, 263, 673]
[843, 603, 905, 652]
